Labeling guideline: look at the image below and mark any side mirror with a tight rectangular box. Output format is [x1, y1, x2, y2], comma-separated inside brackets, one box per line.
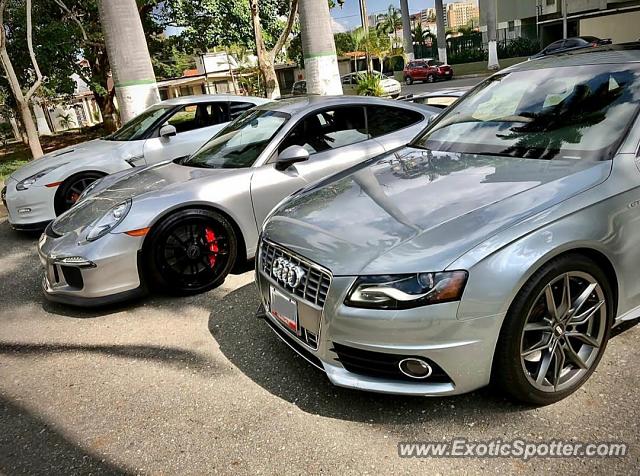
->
[159, 124, 177, 138]
[275, 145, 310, 171]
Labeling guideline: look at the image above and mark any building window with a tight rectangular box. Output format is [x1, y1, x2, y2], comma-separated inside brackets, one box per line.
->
[546, 0, 555, 5]
[508, 21, 515, 32]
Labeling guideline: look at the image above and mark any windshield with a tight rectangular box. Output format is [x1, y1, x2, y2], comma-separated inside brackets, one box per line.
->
[106, 106, 173, 141]
[414, 64, 640, 161]
[181, 109, 290, 169]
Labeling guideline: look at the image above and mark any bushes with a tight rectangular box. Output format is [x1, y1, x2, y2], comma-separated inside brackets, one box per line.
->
[355, 73, 385, 97]
[498, 36, 540, 58]
[445, 36, 540, 65]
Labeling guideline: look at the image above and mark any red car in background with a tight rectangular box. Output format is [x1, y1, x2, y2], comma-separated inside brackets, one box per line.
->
[403, 59, 453, 85]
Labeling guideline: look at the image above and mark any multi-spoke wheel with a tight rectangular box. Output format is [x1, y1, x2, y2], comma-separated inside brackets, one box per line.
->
[144, 209, 238, 295]
[54, 172, 105, 215]
[494, 254, 613, 405]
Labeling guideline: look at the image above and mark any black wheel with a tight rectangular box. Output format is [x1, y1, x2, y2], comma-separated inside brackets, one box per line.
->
[493, 254, 613, 406]
[427, 74, 435, 83]
[405, 76, 413, 85]
[54, 172, 105, 215]
[144, 209, 238, 296]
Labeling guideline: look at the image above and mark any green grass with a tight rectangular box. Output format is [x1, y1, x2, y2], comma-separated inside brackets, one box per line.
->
[0, 149, 30, 182]
[452, 56, 530, 77]
[0, 126, 107, 184]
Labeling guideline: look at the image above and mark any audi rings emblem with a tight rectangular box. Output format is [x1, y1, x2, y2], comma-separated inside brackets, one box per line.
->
[272, 257, 306, 289]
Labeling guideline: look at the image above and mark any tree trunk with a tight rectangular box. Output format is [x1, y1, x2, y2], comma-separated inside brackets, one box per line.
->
[98, 0, 159, 123]
[299, 0, 342, 95]
[400, 0, 414, 60]
[0, 49, 43, 158]
[435, 0, 447, 64]
[261, 57, 281, 100]
[485, 0, 500, 70]
[94, 89, 119, 132]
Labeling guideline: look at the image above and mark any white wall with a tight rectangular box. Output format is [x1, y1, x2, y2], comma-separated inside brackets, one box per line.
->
[580, 10, 640, 43]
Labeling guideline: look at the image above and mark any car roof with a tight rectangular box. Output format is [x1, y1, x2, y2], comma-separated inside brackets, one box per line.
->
[159, 94, 269, 107]
[256, 95, 433, 116]
[511, 42, 640, 70]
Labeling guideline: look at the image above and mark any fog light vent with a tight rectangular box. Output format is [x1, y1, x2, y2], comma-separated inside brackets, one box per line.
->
[399, 358, 433, 379]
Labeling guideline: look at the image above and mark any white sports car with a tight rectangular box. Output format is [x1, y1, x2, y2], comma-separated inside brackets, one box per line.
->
[2, 95, 269, 230]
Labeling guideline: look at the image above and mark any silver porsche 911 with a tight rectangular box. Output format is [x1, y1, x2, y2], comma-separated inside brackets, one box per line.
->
[37, 96, 438, 306]
[256, 45, 640, 405]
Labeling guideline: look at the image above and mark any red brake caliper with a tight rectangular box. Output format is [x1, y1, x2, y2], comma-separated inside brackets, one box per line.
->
[204, 227, 219, 268]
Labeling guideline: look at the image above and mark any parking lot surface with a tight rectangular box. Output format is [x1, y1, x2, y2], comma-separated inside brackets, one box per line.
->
[0, 218, 638, 475]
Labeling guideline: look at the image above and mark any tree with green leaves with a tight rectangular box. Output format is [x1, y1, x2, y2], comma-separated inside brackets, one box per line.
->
[0, 0, 44, 158]
[377, 5, 402, 49]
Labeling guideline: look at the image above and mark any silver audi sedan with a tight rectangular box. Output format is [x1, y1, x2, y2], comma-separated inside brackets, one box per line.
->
[37, 96, 437, 306]
[256, 45, 640, 405]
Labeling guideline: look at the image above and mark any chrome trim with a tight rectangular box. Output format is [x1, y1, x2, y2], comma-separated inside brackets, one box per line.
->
[398, 358, 433, 380]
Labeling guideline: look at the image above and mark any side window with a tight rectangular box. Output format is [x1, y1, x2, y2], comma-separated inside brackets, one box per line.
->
[564, 39, 581, 48]
[229, 101, 256, 120]
[546, 40, 564, 53]
[167, 105, 198, 133]
[166, 103, 229, 133]
[279, 107, 368, 155]
[367, 106, 424, 137]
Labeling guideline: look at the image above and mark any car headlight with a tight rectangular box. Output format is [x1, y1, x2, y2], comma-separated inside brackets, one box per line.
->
[76, 178, 103, 203]
[16, 165, 66, 191]
[344, 271, 468, 310]
[85, 199, 132, 242]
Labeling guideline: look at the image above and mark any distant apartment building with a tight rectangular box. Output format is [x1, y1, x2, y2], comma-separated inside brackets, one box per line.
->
[479, 0, 640, 47]
[447, 1, 480, 29]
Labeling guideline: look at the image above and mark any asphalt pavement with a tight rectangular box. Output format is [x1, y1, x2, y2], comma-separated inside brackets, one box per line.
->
[0, 215, 638, 475]
[401, 76, 485, 95]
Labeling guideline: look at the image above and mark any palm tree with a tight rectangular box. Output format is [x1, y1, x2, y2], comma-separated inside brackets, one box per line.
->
[377, 5, 402, 49]
[98, 0, 160, 123]
[299, 0, 342, 94]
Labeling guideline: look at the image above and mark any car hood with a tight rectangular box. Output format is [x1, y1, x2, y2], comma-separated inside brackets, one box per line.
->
[51, 161, 248, 236]
[262, 148, 612, 276]
[9, 139, 131, 182]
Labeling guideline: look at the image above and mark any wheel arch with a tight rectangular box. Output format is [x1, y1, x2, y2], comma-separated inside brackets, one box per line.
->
[53, 169, 109, 215]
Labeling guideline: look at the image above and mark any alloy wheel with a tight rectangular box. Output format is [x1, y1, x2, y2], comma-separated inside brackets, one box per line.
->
[520, 271, 607, 393]
[160, 220, 230, 289]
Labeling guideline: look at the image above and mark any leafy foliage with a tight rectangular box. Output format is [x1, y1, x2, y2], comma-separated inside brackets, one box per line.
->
[355, 73, 384, 97]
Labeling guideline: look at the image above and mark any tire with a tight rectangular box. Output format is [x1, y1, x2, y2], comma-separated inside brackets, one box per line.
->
[427, 74, 435, 83]
[493, 254, 613, 406]
[143, 208, 238, 296]
[405, 76, 413, 85]
[54, 171, 105, 215]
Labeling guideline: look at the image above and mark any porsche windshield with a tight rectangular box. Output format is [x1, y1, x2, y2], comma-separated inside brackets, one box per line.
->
[414, 64, 640, 160]
[182, 109, 290, 169]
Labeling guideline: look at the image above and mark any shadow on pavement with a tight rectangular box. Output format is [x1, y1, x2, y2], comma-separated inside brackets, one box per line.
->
[0, 395, 133, 475]
[209, 283, 525, 424]
[0, 342, 226, 377]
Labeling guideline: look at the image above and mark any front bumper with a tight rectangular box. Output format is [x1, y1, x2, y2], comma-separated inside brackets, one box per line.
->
[255, 254, 503, 397]
[3, 177, 57, 229]
[37, 227, 146, 306]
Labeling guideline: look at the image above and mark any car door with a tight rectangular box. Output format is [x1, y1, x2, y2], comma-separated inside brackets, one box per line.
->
[249, 105, 385, 228]
[142, 101, 234, 164]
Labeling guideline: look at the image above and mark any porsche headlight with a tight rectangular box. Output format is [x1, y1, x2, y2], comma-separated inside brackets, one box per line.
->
[16, 165, 66, 191]
[344, 271, 468, 310]
[85, 199, 132, 242]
